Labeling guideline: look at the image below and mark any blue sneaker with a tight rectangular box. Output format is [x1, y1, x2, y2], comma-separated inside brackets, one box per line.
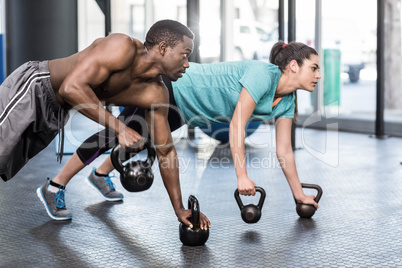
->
[86, 168, 124, 201]
[36, 179, 72, 220]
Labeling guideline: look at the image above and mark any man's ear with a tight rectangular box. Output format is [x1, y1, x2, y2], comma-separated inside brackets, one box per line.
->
[288, 59, 299, 73]
[158, 41, 168, 56]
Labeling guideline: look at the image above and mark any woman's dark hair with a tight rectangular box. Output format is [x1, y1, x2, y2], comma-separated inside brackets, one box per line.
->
[270, 41, 318, 122]
[269, 40, 318, 71]
[144, 20, 194, 50]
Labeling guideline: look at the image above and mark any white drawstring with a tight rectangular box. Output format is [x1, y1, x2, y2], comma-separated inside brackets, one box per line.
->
[56, 108, 65, 163]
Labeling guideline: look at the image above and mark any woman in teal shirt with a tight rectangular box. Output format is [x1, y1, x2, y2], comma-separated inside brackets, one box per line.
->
[41, 41, 321, 229]
[171, 60, 294, 127]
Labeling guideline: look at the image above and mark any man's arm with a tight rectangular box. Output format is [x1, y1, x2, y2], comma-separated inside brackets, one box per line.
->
[146, 86, 210, 230]
[275, 117, 318, 208]
[59, 34, 142, 150]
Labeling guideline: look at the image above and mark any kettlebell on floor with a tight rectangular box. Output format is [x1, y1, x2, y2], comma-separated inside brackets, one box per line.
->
[295, 183, 323, 218]
[179, 195, 209, 246]
[111, 139, 156, 192]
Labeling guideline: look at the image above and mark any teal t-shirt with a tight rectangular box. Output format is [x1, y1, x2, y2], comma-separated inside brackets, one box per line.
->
[172, 60, 295, 127]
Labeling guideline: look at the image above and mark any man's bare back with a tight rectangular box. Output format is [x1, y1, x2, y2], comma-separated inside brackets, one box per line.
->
[48, 34, 191, 109]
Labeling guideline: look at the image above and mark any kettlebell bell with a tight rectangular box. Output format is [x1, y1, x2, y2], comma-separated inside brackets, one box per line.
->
[234, 186, 266, 224]
[295, 183, 323, 218]
[111, 139, 156, 192]
[179, 195, 209, 246]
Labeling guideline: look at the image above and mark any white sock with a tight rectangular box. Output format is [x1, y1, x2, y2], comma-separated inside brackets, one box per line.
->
[48, 183, 60, 193]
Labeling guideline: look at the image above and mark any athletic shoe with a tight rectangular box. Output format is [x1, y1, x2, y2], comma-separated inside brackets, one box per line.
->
[36, 179, 72, 220]
[86, 168, 124, 201]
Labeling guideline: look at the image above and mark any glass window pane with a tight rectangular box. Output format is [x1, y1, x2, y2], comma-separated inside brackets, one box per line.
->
[78, 0, 105, 50]
[152, 0, 187, 23]
[199, 0, 220, 63]
[296, 0, 316, 115]
[385, 0, 402, 129]
[107, 0, 187, 42]
[240, 26, 251, 34]
[322, 0, 377, 121]
[228, 0, 278, 62]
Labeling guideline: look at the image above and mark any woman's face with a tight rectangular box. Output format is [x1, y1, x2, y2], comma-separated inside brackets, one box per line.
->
[297, 54, 321, 92]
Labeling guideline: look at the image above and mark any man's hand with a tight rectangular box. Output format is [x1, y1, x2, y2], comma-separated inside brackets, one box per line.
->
[116, 125, 144, 151]
[176, 208, 211, 230]
[237, 175, 257, 196]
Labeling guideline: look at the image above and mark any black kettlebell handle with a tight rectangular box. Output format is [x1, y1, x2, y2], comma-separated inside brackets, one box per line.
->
[294, 183, 323, 204]
[179, 195, 209, 246]
[234, 186, 266, 210]
[111, 139, 156, 174]
[188, 195, 200, 229]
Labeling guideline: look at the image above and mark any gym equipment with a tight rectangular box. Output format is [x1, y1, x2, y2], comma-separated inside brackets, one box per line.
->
[179, 195, 209, 246]
[295, 183, 323, 218]
[111, 140, 156, 192]
[198, 121, 262, 143]
[234, 186, 266, 224]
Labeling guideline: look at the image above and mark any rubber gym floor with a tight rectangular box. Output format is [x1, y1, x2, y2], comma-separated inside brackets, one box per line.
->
[0, 124, 401, 268]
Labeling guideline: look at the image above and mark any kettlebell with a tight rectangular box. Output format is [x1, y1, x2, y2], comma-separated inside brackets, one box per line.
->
[295, 183, 323, 218]
[234, 186, 266, 224]
[179, 195, 209, 246]
[111, 139, 156, 192]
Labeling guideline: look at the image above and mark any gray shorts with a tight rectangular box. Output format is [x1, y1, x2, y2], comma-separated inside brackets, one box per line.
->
[0, 61, 69, 181]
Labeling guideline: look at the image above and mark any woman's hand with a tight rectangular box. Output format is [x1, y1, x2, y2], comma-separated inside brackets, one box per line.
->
[296, 194, 319, 209]
[237, 175, 257, 196]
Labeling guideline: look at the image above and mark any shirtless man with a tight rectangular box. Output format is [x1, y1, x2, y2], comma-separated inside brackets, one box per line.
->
[0, 20, 210, 229]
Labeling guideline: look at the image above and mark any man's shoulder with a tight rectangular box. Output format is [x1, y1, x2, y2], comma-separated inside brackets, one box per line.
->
[146, 78, 169, 97]
[97, 34, 146, 53]
[105, 33, 134, 41]
[144, 79, 170, 109]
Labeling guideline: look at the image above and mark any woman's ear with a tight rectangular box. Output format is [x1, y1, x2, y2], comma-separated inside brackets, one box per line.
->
[288, 59, 299, 73]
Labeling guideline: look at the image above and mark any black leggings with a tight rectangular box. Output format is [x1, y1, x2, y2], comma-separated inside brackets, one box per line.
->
[76, 76, 184, 165]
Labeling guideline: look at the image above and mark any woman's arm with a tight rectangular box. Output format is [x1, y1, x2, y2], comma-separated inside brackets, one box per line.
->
[275, 117, 318, 208]
[229, 87, 257, 196]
